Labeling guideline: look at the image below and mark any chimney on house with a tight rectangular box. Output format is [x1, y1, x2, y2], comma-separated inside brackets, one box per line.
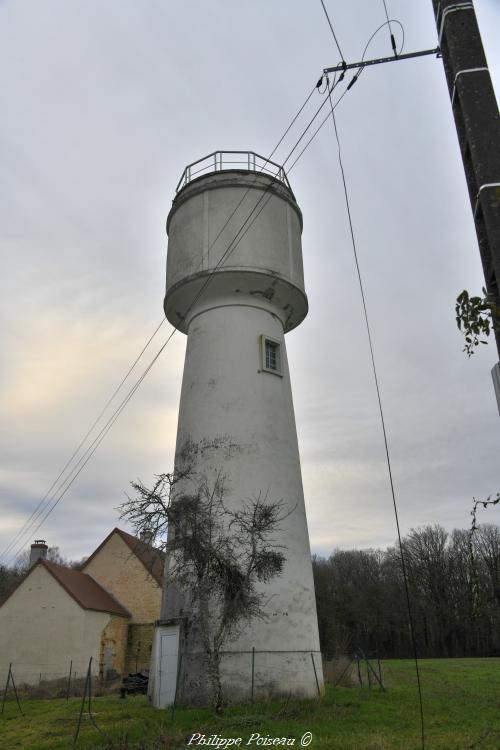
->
[29, 540, 48, 567]
[139, 529, 154, 546]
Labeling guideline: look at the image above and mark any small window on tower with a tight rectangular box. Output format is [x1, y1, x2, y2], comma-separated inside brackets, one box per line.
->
[266, 340, 278, 370]
[260, 335, 282, 376]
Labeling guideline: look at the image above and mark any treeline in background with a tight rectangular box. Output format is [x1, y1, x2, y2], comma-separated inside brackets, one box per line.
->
[3, 523, 500, 661]
[312, 523, 500, 659]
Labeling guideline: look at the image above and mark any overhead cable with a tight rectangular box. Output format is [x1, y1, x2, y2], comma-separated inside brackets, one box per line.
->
[381, 0, 398, 56]
[0, 318, 166, 564]
[323, 47, 424, 750]
[4, 80, 356, 563]
[319, 0, 346, 64]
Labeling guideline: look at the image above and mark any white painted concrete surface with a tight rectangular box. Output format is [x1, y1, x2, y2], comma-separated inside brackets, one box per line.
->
[156, 169, 323, 705]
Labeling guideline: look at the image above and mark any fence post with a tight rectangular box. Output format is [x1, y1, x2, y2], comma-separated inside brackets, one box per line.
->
[1, 664, 11, 715]
[310, 653, 321, 697]
[66, 660, 73, 701]
[170, 652, 184, 722]
[356, 654, 362, 686]
[377, 657, 384, 690]
[366, 657, 385, 692]
[73, 658, 92, 747]
[10, 667, 23, 715]
[1, 663, 23, 716]
[251, 647, 255, 702]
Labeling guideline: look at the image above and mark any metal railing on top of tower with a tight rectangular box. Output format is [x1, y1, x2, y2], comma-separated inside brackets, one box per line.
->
[175, 151, 291, 193]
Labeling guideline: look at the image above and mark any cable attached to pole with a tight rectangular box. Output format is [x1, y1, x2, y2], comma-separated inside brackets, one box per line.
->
[319, 0, 346, 67]
[4, 80, 358, 563]
[326, 85, 426, 750]
[381, 0, 398, 57]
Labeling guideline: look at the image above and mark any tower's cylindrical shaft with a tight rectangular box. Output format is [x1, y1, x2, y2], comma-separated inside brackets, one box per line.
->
[155, 158, 322, 705]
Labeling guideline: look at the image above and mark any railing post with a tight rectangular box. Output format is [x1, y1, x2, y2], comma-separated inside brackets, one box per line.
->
[175, 151, 289, 195]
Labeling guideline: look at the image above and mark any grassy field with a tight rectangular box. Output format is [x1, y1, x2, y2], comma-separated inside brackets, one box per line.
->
[1, 659, 500, 750]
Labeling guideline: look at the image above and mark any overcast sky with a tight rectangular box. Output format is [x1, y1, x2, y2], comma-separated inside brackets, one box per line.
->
[1, 0, 499, 566]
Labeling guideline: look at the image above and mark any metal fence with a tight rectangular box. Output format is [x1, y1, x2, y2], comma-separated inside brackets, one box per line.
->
[0, 650, 382, 705]
[173, 649, 324, 705]
[0, 660, 119, 701]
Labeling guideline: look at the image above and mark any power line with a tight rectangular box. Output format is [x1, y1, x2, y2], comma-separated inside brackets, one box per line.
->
[281, 75, 348, 171]
[0, 318, 166, 564]
[287, 81, 353, 172]
[195, 85, 318, 274]
[5, 81, 357, 564]
[360, 19, 404, 63]
[326, 82, 426, 750]
[318, 14, 422, 743]
[324, 19, 409, 76]
[381, 0, 398, 56]
[4, 85, 324, 564]
[8, 330, 178, 563]
[319, 0, 346, 64]
[170, 83, 353, 338]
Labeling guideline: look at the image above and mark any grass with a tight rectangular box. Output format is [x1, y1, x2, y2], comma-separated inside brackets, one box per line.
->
[1, 659, 500, 749]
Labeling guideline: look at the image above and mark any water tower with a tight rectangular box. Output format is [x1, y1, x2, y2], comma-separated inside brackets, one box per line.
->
[149, 152, 323, 706]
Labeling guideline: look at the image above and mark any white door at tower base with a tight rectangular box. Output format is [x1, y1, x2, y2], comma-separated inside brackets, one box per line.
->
[158, 626, 179, 708]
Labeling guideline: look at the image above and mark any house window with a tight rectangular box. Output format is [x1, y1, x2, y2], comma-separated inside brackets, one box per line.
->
[260, 335, 282, 376]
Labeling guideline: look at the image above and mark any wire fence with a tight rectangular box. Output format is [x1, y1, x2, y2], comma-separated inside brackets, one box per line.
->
[0, 660, 121, 701]
[171, 649, 325, 705]
[0, 652, 385, 748]
[0, 649, 384, 706]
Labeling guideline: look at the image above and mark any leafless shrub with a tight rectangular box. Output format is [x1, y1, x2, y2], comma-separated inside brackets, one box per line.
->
[120, 466, 289, 713]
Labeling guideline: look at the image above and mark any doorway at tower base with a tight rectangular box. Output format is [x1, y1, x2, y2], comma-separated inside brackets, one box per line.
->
[149, 633, 323, 707]
[148, 622, 180, 708]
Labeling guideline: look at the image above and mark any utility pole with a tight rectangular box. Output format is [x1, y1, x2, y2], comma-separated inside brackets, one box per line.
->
[430, 0, 500, 410]
[324, 5, 500, 409]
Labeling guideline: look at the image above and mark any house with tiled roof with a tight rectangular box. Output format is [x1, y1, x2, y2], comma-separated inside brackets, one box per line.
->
[0, 529, 164, 685]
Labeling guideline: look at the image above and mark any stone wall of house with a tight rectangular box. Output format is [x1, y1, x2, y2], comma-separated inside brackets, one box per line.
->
[83, 532, 162, 623]
[124, 623, 155, 674]
[99, 614, 129, 679]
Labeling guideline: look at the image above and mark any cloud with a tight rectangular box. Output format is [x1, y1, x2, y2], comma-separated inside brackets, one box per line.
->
[1, 0, 499, 567]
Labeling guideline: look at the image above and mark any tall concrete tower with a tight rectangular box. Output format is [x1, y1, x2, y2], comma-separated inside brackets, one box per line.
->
[150, 152, 323, 707]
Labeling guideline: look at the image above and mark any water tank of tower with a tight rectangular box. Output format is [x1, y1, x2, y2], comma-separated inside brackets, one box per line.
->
[164, 151, 308, 333]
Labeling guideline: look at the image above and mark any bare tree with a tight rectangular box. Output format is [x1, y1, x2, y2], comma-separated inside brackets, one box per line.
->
[473, 524, 500, 610]
[13, 545, 69, 574]
[119, 469, 287, 711]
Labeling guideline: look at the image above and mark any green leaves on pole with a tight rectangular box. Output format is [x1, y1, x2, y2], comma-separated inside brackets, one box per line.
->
[455, 287, 500, 357]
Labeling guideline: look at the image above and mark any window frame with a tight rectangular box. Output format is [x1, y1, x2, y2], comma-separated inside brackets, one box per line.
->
[260, 335, 283, 377]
